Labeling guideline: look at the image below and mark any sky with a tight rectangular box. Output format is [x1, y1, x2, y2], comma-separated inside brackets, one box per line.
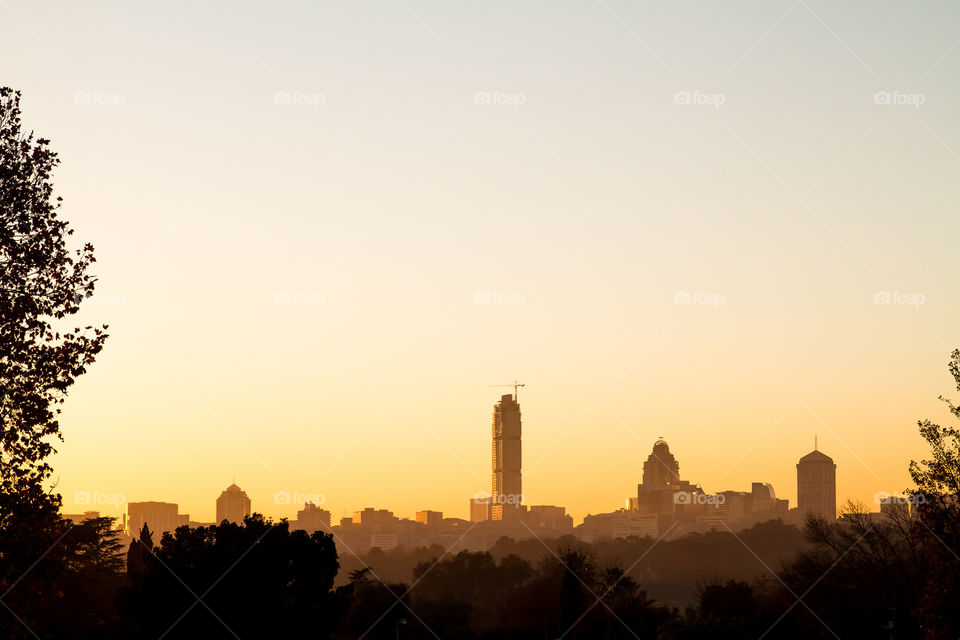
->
[3, 0, 959, 525]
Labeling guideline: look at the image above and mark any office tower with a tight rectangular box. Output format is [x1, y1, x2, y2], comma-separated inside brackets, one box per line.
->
[127, 501, 188, 538]
[797, 448, 837, 519]
[216, 483, 252, 524]
[491, 393, 523, 520]
[635, 439, 698, 533]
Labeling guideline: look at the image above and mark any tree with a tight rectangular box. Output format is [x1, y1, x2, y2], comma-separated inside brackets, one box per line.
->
[909, 348, 960, 639]
[119, 515, 340, 638]
[43, 517, 127, 638]
[0, 86, 107, 639]
[126, 522, 153, 579]
[65, 516, 125, 576]
[0, 86, 107, 490]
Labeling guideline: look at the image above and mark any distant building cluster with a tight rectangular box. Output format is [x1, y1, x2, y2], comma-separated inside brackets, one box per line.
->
[103, 390, 904, 555]
[577, 439, 840, 540]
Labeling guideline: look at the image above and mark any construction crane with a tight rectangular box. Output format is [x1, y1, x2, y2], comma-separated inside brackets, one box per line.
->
[490, 380, 525, 401]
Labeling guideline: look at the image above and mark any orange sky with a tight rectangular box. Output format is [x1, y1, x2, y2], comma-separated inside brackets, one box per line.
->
[3, 1, 957, 524]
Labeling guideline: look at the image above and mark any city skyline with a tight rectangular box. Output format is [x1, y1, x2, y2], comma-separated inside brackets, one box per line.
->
[5, 1, 960, 637]
[6, 0, 952, 530]
[73, 394, 858, 529]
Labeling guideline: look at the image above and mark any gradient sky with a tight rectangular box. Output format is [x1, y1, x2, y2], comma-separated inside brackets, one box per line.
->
[3, 0, 959, 525]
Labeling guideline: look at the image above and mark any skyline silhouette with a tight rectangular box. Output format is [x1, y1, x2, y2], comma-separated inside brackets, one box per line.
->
[73, 392, 857, 535]
[1, 0, 950, 528]
[3, 1, 960, 636]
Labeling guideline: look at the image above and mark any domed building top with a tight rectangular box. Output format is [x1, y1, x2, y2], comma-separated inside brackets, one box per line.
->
[642, 439, 680, 488]
[216, 482, 252, 524]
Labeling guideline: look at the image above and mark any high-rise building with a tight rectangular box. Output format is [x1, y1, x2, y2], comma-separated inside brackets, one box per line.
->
[642, 439, 680, 488]
[127, 502, 188, 538]
[216, 483, 251, 524]
[634, 439, 701, 535]
[491, 393, 523, 520]
[797, 448, 836, 520]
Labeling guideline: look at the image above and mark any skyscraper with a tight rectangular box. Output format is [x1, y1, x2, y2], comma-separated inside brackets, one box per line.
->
[491, 393, 523, 520]
[635, 439, 697, 526]
[797, 448, 836, 520]
[642, 439, 680, 488]
[216, 483, 251, 524]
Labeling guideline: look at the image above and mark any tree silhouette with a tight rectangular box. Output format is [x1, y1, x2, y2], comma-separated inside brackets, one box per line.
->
[119, 514, 339, 638]
[909, 348, 960, 638]
[0, 86, 107, 640]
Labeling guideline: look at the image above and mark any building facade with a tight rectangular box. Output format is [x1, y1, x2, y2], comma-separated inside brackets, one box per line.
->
[797, 449, 836, 520]
[416, 510, 443, 526]
[127, 501, 188, 538]
[216, 483, 252, 524]
[470, 496, 491, 522]
[491, 393, 523, 520]
[292, 502, 331, 533]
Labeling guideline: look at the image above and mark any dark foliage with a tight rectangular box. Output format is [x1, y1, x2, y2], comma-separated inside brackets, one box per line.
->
[118, 514, 340, 639]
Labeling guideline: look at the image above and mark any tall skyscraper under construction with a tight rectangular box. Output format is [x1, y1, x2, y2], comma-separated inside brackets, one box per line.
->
[491, 392, 523, 520]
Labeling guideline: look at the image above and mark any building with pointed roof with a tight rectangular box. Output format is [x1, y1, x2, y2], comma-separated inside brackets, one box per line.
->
[797, 448, 836, 520]
[216, 483, 251, 524]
